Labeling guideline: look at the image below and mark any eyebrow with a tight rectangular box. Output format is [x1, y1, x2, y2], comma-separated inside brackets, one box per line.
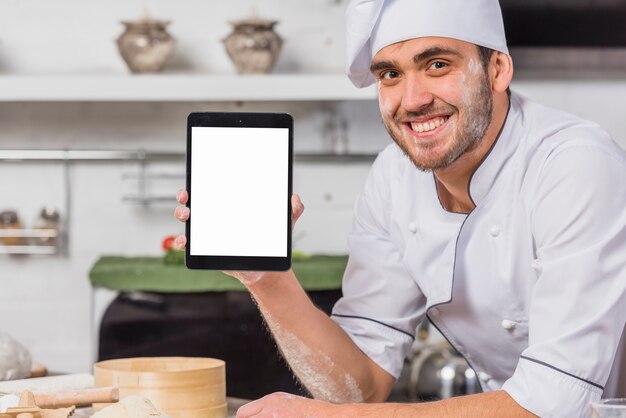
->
[370, 60, 397, 73]
[369, 46, 463, 73]
[413, 47, 462, 64]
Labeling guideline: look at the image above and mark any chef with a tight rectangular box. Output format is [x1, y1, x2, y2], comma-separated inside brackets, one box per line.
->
[175, 0, 626, 416]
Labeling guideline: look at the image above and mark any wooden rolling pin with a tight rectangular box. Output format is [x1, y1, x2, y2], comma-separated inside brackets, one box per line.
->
[0, 374, 94, 395]
[32, 387, 119, 408]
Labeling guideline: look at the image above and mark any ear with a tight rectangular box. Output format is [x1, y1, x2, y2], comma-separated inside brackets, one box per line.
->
[489, 52, 513, 93]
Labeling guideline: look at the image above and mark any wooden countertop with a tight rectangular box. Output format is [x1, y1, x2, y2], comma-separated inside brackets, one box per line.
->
[73, 397, 249, 417]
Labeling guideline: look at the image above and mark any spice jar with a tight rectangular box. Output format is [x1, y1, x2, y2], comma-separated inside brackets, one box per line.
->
[0, 210, 25, 246]
[33, 207, 60, 245]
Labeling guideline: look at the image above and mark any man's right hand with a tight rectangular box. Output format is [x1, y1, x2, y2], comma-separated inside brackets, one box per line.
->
[173, 189, 191, 249]
[173, 189, 305, 286]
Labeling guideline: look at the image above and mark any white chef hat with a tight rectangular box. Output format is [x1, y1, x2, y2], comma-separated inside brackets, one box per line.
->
[346, 0, 509, 87]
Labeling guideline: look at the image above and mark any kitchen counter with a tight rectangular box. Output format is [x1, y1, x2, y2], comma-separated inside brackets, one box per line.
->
[73, 397, 249, 417]
[89, 255, 347, 293]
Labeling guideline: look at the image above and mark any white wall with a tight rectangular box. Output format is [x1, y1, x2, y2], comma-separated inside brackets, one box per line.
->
[0, 0, 625, 375]
[0, 0, 347, 75]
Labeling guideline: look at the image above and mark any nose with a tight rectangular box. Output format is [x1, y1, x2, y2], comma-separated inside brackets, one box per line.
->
[400, 75, 434, 113]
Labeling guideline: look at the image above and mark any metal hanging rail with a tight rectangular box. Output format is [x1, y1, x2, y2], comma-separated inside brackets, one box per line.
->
[0, 149, 378, 163]
[0, 148, 378, 207]
[0, 149, 185, 162]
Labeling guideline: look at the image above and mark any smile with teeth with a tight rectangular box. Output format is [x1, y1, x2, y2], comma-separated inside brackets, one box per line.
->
[409, 117, 448, 133]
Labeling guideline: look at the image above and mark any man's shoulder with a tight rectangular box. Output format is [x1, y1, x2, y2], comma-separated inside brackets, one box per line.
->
[508, 92, 626, 202]
[511, 91, 623, 162]
[513, 92, 605, 139]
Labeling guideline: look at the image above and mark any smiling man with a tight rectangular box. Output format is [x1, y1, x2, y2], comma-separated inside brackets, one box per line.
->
[370, 36, 511, 214]
[176, 0, 626, 417]
[373, 40, 497, 174]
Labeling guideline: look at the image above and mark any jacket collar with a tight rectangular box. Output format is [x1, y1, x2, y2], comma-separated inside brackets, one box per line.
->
[467, 92, 520, 207]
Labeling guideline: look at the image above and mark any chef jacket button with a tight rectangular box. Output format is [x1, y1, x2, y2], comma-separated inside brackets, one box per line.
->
[501, 319, 516, 330]
[429, 308, 440, 318]
[478, 371, 491, 382]
[408, 222, 417, 234]
[489, 225, 501, 237]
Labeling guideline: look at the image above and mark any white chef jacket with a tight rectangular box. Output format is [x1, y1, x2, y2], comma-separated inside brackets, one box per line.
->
[331, 91, 626, 418]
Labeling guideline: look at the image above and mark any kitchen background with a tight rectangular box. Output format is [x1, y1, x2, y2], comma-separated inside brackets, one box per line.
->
[0, 0, 625, 388]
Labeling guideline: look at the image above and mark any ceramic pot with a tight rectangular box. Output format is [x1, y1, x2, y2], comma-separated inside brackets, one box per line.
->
[223, 17, 283, 74]
[117, 19, 175, 73]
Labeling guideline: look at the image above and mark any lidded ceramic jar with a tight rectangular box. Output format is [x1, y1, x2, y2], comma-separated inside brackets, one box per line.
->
[223, 17, 283, 74]
[0, 210, 24, 246]
[117, 19, 175, 73]
[33, 206, 60, 245]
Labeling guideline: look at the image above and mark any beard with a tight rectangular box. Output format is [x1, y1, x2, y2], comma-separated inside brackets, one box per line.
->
[382, 70, 493, 172]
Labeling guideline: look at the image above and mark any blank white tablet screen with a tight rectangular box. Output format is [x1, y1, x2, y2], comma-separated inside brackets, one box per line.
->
[190, 126, 289, 257]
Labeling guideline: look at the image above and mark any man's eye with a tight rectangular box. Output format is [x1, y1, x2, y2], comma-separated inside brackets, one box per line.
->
[380, 70, 400, 80]
[430, 61, 448, 70]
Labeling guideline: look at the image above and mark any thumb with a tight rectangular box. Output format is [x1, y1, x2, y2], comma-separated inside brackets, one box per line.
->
[291, 194, 304, 228]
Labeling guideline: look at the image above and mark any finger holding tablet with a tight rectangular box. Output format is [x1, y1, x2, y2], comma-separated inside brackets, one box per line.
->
[174, 191, 305, 251]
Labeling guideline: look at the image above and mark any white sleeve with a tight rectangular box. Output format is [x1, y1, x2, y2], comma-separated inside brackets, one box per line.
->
[331, 148, 426, 378]
[502, 142, 626, 418]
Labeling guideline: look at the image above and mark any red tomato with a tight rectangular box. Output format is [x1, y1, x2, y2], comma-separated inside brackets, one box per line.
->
[162, 235, 176, 251]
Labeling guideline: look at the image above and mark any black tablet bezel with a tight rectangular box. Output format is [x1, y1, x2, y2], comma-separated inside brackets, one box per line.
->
[185, 112, 293, 271]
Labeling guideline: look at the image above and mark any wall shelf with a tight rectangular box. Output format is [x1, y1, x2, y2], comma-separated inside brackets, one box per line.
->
[0, 229, 60, 255]
[0, 245, 59, 255]
[3, 73, 626, 103]
[0, 74, 377, 102]
[0, 151, 75, 256]
[0, 229, 59, 239]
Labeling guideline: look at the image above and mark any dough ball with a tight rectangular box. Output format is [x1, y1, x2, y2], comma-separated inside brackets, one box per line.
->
[92, 395, 170, 418]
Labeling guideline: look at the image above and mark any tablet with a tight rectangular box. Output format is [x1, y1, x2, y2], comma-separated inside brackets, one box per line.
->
[186, 112, 293, 271]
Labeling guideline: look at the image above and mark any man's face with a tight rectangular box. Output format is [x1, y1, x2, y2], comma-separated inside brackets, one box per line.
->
[371, 37, 494, 172]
